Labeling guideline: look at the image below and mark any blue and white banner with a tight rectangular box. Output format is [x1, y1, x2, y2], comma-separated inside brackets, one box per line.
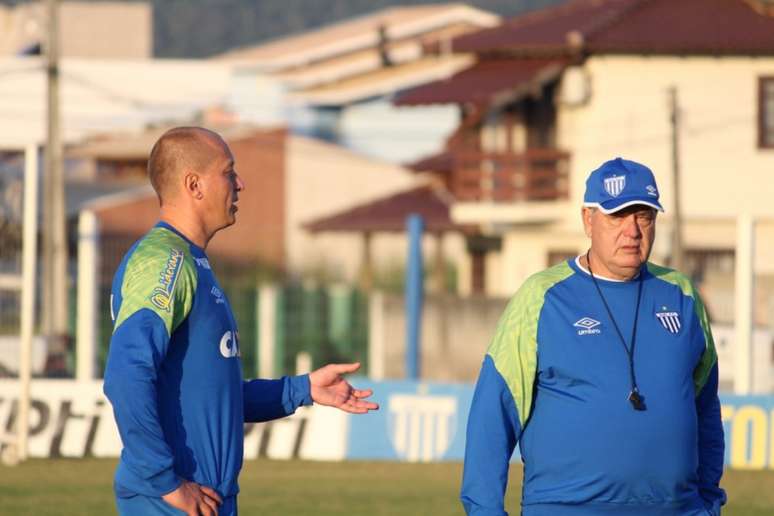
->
[1, 379, 774, 469]
[344, 380, 774, 470]
[346, 380, 472, 462]
[720, 395, 774, 470]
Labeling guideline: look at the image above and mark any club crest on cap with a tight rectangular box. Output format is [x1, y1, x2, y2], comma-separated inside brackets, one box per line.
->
[583, 157, 665, 213]
[603, 175, 626, 197]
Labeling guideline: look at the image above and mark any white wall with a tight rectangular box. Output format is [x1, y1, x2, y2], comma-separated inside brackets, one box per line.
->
[0, 57, 232, 147]
[560, 56, 774, 220]
[714, 324, 774, 393]
[339, 99, 458, 164]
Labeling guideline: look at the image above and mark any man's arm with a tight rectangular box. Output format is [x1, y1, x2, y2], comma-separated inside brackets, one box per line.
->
[688, 282, 726, 516]
[461, 355, 521, 516]
[460, 269, 552, 516]
[242, 362, 378, 423]
[696, 363, 726, 515]
[243, 376, 313, 422]
[104, 311, 180, 496]
[103, 242, 196, 497]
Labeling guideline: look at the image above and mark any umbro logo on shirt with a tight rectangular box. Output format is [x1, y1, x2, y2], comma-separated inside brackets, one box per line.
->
[574, 317, 601, 336]
[211, 286, 225, 304]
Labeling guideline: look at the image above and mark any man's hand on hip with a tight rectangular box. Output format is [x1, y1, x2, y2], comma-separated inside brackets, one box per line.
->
[162, 480, 222, 516]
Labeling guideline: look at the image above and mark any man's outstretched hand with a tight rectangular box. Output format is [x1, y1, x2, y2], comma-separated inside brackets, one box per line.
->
[309, 362, 379, 414]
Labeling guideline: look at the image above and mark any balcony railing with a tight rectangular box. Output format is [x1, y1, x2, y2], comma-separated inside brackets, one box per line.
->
[450, 148, 570, 202]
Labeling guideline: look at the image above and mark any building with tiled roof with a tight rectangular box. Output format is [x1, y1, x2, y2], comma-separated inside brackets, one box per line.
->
[395, 0, 774, 343]
[69, 124, 470, 289]
[213, 4, 499, 164]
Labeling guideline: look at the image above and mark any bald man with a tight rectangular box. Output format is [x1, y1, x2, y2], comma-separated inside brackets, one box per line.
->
[103, 127, 378, 516]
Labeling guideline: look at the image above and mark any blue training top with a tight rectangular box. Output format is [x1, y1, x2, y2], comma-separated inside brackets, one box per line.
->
[103, 222, 312, 503]
[461, 258, 726, 516]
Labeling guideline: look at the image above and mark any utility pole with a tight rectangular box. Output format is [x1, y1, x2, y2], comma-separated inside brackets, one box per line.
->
[42, 0, 69, 365]
[668, 86, 685, 272]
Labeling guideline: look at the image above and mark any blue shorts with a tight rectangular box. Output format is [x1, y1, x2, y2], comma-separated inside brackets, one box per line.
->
[116, 493, 237, 515]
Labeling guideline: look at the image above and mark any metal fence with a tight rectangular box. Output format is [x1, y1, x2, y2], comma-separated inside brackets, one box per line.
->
[0, 151, 24, 337]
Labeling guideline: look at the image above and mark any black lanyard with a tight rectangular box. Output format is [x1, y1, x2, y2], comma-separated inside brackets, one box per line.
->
[586, 251, 646, 411]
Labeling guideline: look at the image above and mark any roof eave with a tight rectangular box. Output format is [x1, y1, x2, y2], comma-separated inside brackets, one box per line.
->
[587, 46, 774, 57]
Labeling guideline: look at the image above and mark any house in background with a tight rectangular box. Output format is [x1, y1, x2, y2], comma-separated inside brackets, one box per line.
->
[68, 123, 467, 287]
[214, 3, 500, 164]
[395, 0, 774, 390]
[68, 126, 288, 278]
[397, 0, 774, 299]
[303, 182, 469, 293]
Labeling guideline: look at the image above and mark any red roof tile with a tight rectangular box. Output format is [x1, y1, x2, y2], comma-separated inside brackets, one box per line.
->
[406, 151, 452, 173]
[452, 0, 631, 55]
[588, 0, 774, 54]
[394, 58, 568, 106]
[453, 0, 774, 56]
[303, 185, 460, 233]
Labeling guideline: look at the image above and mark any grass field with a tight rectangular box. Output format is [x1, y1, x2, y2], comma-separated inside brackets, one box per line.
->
[1, 459, 774, 515]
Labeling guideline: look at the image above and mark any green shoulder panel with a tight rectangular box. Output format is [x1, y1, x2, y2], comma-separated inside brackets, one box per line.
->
[487, 261, 574, 428]
[114, 227, 198, 336]
[647, 262, 717, 395]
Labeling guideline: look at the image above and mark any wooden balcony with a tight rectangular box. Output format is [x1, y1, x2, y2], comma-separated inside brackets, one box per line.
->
[450, 148, 570, 202]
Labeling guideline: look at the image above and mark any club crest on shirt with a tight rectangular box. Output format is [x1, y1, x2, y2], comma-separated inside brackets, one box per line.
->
[655, 308, 681, 334]
[150, 248, 184, 312]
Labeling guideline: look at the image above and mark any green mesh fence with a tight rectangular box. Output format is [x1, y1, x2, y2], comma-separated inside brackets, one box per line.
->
[277, 283, 368, 376]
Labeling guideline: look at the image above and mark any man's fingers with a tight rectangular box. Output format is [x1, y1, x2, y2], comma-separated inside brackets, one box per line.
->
[327, 362, 360, 375]
[342, 398, 379, 413]
[351, 388, 373, 399]
[340, 403, 368, 414]
[355, 400, 379, 410]
[199, 486, 223, 504]
[200, 494, 219, 516]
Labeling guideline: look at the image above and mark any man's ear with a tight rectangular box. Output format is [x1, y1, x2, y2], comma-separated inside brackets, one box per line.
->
[184, 172, 203, 200]
[581, 207, 593, 238]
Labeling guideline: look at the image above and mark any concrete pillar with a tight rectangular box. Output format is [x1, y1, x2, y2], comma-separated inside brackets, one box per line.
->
[259, 285, 277, 378]
[734, 213, 754, 394]
[295, 352, 312, 375]
[368, 291, 385, 380]
[76, 210, 99, 382]
[17, 144, 39, 463]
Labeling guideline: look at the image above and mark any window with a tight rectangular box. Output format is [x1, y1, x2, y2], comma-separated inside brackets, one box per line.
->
[684, 249, 734, 283]
[759, 77, 774, 149]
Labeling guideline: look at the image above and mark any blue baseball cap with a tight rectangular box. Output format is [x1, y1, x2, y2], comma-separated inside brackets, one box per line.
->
[583, 157, 664, 214]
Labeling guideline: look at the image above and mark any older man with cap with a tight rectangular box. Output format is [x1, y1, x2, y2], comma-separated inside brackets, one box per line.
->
[460, 158, 726, 516]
